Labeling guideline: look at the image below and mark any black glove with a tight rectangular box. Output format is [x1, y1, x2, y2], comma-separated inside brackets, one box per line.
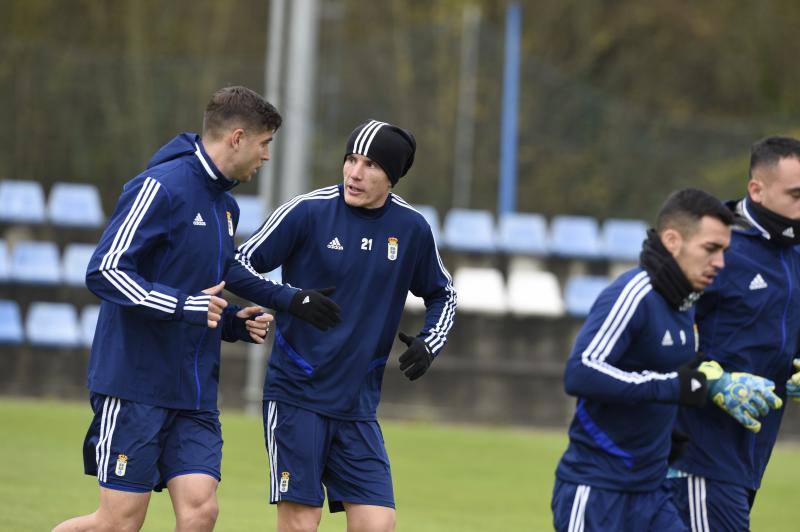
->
[398, 332, 433, 381]
[288, 286, 342, 331]
[677, 366, 708, 407]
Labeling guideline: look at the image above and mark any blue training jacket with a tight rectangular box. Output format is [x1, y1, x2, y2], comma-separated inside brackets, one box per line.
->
[556, 267, 698, 492]
[673, 199, 800, 490]
[86, 133, 293, 410]
[225, 185, 457, 420]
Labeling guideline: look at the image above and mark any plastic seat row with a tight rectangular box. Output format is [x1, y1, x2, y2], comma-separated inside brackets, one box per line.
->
[0, 180, 104, 227]
[405, 267, 610, 318]
[0, 300, 98, 347]
[413, 206, 648, 260]
[231, 199, 647, 260]
[0, 240, 95, 286]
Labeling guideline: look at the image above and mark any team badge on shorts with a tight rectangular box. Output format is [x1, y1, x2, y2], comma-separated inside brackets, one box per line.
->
[387, 237, 398, 261]
[280, 471, 290, 493]
[226, 211, 234, 237]
[115, 454, 128, 477]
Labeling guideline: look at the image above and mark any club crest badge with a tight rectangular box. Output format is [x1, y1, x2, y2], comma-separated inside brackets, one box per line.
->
[115, 454, 128, 477]
[226, 211, 234, 237]
[387, 237, 398, 261]
[280, 471, 290, 493]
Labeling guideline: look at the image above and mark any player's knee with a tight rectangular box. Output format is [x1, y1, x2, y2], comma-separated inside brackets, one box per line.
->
[95, 510, 146, 532]
[277, 502, 322, 532]
[176, 497, 218, 531]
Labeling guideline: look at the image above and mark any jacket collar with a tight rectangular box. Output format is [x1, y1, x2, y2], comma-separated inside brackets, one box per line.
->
[194, 139, 238, 193]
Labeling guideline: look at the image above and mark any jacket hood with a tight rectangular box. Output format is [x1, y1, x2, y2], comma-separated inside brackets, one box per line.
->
[148, 132, 199, 168]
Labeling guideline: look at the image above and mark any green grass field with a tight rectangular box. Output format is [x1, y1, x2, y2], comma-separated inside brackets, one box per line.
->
[0, 398, 796, 531]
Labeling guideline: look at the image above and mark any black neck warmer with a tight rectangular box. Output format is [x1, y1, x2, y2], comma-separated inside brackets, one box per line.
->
[639, 229, 700, 311]
[742, 197, 800, 247]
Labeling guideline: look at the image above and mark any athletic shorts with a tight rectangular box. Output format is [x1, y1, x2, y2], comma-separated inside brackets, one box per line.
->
[263, 400, 394, 512]
[552, 479, 687, 532]
[82, 393, 222, 493]
[667, 475, 752, 532]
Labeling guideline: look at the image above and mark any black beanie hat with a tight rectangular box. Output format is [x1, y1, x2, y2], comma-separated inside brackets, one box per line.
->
[344, 120, 416, 186]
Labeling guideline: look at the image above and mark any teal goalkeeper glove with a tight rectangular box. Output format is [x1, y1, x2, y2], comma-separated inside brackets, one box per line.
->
[697, 361, 783, 433]
[786, 358, 800, 401]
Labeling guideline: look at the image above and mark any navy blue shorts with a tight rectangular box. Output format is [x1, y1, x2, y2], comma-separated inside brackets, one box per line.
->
[82, 393, 222, 493]
[667, 475, 752, 531]
[552, 479, 687, 532]
[263, 400, 394, 512]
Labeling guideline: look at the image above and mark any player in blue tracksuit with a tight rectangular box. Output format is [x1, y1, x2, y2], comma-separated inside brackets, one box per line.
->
[552, 189, 738, 532]
[669, 137, 800, 531]
[225, 120, 457, 531]
[54, 87, 304, 532]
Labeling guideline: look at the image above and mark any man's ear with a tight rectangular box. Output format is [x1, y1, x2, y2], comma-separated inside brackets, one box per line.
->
[660, 228, 683, 257]
[747, 178, 764, 203]
[230, 128, 246, 149]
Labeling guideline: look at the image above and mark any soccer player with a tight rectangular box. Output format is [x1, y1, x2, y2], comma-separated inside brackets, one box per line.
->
[668, 136, 800, 531]
[54, 86, 302, 532]
[225, 119, 457, 531]
[551, 188, 779, 532]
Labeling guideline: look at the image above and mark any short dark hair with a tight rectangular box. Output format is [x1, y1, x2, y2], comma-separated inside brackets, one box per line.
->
[749, 136, 800, 179]
[202, 86, 282, 140]
[656, 188, 733, 236]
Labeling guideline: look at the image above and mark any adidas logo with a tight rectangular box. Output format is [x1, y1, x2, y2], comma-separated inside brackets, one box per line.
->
[783, 227, 795, 238]
[691, 378, 702, 392]
[326, 237, 343, 250]
[661, 330, 674, 347]
[749, 274, 767, 290]
[302, 295, 310, 304]
[193, 213, 206, 227]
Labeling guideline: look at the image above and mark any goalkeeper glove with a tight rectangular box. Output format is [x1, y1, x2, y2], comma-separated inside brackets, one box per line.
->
[397, 332, 433, 381]
[698, 360, 782, 433]
[786, 358, 800, 401]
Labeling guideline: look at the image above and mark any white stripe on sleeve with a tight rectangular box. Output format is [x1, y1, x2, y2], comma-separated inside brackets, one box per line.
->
[391, 197, 456, 353]
[98, 177, 177, 315]
[235, 187, 340, 282]
[579, 271, 678, 384]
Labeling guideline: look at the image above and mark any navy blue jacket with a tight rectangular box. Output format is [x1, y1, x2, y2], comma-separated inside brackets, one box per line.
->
[225, 185, 457, 420]
[556, 268, 698, 492]
[86, 133, 291, 410]
[673, 199, 800, 490]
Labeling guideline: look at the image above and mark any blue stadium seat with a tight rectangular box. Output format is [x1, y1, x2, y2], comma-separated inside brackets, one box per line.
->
[411, 204, 441, 244]
[62, 243, 96, 286]
[47, 182, 104, 227]
[564, 275, 611, 317]
[497, 212, 548, 255]
[602, 218, 648, 261]
[80, 305, 100, 347]
[0, 180, 46, 224]
[549, 215, 602, 259]
[10, 241, 61, 284]
[0, 239, 8, 281]
[0, 300, 24, 344]
[26, 302, 81, 347]
[442, 208, 496, 252]
[234, 195, 266, 238]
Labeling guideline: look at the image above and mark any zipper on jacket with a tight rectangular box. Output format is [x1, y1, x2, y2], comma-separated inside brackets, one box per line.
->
[191, 200, 226, 409]
[779, 249, 791, 356]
